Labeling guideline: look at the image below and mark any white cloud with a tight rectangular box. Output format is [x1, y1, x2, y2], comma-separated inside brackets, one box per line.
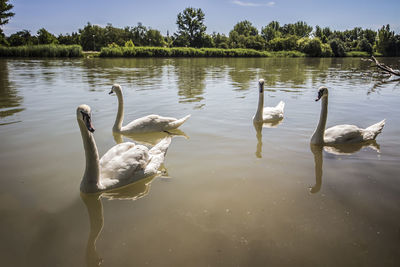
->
[232, 1, 275, 7]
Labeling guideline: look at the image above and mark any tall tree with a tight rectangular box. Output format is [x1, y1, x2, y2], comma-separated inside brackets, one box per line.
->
[0, 0, 15, 45]
[280, 21, 313, 38]
[175, 7, 207, 47]
[261, 21, 281, 42]
[0, 0, 14, 28]
[37, 28, 58, 44]
[232, 20, 258, 36]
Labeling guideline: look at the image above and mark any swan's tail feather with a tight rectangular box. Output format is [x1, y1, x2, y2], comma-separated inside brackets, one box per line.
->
[145, 136, 172, 176]
[275, 101, 285, 112]
[168, 114, 191, 129]
[364, 119, 385, 140]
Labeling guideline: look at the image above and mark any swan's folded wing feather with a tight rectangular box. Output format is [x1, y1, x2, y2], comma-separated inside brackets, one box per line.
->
[100, 143, 150, 180]
[122, 114, 177, 132]
[324, 124, 364, 144]
[263, 107, 283, 121]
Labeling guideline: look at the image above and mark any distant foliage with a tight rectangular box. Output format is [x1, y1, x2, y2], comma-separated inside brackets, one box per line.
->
[37, 28, 58, 45]
[100, 46, 271, 57]
[124, 40, 135, 47]
[268, 35, 299, 51]
[329, 39, 346, 57]
[357, 38, 372, 54]
[2, 5, 400, 57]
[297, 38, 319, 56]
[376, 25, 400, 56]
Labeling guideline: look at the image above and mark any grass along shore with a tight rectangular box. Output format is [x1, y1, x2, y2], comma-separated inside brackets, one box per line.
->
[0, 45, 82, 57]
[0, 45, 378, 58]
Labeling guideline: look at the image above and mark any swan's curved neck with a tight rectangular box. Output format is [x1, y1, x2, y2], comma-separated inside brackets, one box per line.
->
[78, 120, 100, 191]
[311, 96, 328, 145]
[254, 91, 264, 121]
[113, 90, 124, 132]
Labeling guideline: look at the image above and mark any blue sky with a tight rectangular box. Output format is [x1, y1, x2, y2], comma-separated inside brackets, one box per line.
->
[3, 0, 400, 36]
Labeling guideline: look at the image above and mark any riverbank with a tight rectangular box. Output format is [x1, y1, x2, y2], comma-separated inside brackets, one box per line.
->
[0, 45, 378, 58]
[0, 45, 82, 57]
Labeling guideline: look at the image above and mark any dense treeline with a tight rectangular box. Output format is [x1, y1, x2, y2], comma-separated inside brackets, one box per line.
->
[1, 7, 400, 57]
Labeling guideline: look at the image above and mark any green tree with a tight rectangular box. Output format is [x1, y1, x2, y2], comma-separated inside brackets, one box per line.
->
[37, 28, 58, 44]
[104, 23, 125, 46]
[329, 38, 346, 57]
[314, 26, 332, 43]
[261, 21, 281, 42]
[0, 0, 14, 45]
[297, 37, 322, 57]
[376, 24, 397, 56]
[229, 20, 263, 49]
[212, 32, 229, 48]
[0, 0, 14, 30]
[79, 22, 105, 51]
[145, 29, 165, 46]
[58, 32, 80, 45]
[232, 20, 258, 36]
[280, 21, 312, 38]
[8, 30, 32, 46]
[268, 35, 299, 51]
[357, 38, 372, 54]
[175, 7, 207, 47]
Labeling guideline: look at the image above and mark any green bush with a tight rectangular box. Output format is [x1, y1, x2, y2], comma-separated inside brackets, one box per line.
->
[357, 38, 372, 54]
[124, 40, 135, 48]
[100, 46, 271, 57]
[0, 45, 82, 57]
[297, 38, 323, 57]
[268, 35, 299, 51]
[329, 39, 346, 57]
[321, 43, 333, 57]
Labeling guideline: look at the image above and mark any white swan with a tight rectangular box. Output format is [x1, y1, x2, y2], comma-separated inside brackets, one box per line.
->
[253, 79, 285, 123]
[311, 86, 385, 145]
[76, 104, 171, 193]
[109, 84, 191, 134]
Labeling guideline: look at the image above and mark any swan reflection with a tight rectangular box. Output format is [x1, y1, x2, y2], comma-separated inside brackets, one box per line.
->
[253, 120, 283, 158]
[81, 174, 159, 267]
[113, 128, 188, 145]
[309, 140, 380, 194]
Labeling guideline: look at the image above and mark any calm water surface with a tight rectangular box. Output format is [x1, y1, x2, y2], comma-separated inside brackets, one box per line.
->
[1, 57, 400, 266]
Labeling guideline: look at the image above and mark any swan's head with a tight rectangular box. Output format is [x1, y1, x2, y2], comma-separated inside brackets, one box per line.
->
[258, 79, 265, 93]
[109, 84, 122, 95]
[315, 86, 328, 101]
[77, 104, 95, 133]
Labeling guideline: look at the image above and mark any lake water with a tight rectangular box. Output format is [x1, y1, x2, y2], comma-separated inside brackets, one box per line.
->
[1, 57, 399, 266]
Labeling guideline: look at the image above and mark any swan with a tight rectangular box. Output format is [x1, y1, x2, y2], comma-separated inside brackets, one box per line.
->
[253, 79, 285, 123]
[109, 84, 191, 134]
[76, 104, 171, 193]
[311, 86, 385, 145]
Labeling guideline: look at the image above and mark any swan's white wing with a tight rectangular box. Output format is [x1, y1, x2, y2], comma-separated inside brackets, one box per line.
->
[324, 124, 364, 144]
[122, 114, 178, 133]
[262, 107, 284, 121]
[99, 142, 150, 181]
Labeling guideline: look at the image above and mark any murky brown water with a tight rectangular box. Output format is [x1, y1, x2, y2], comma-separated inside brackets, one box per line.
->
[1, 57, 400, 266]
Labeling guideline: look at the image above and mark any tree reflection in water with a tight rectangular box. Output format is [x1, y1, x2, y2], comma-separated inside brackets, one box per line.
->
[0, 60, 24, 124]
